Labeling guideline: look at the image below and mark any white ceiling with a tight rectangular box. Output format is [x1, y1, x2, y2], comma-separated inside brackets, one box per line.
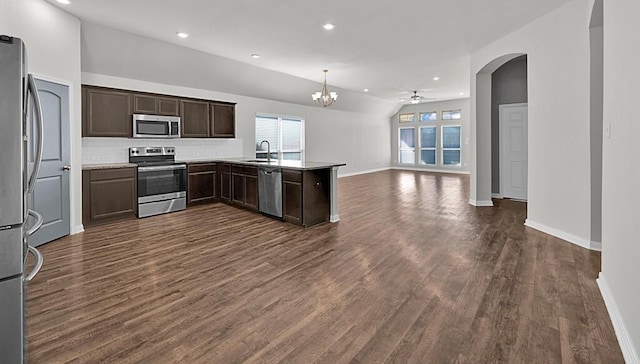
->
[52, 0, 572, 103]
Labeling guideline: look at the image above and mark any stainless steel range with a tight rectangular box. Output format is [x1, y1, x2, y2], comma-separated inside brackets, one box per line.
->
[129, 147, 186, 218]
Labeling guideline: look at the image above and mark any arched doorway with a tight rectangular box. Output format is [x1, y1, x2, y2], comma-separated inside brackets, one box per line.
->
[470, 53, 527, 206]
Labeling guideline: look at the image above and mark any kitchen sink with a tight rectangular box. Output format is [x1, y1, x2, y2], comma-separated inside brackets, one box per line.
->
[243, 159, 272, 163]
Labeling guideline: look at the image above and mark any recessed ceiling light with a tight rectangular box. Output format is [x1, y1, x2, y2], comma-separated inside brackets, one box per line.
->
[251, 54, 261, 59]
[176, 32, 189, 39]
[433, 77, 440, 81]
[364, 89, 369, 92]
[56, 0, 70, 4]
[323, 23, 335, 30]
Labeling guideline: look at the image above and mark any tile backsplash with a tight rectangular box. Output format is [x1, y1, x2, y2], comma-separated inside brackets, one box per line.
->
[82, 138, 244, 164]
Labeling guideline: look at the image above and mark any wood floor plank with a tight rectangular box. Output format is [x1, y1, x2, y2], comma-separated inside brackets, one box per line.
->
[25, 170, 624, 363]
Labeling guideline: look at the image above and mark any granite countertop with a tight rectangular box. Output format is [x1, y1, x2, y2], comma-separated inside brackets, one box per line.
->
[82, 159, 346, 171]
[82, 163, 137, 170]
[181, 158, 346, 170]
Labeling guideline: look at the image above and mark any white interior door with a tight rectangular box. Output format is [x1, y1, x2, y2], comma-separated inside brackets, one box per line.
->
[29, 79, 70, 246]
[500, 103, 528, 200]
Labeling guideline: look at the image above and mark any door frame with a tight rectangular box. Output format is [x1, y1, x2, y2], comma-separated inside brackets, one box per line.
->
[32, 74, 75, 238]
[499, 102, 528, 200]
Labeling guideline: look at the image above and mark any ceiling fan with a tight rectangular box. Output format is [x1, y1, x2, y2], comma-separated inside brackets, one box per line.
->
[409, 91, 435, 104]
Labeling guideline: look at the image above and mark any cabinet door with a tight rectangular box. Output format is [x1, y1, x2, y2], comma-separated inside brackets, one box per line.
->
[283, 169, 303, 225]
[187, 168, 216, 206]
[283, 181, 302, 225]
[83, 86, 132, 137]
[219, 164, 231, 201]
[244, 175, 258, 210]
[181, 100, 210, 137]
[157, 97, 179, 116]
[82, 168, 136, 226]
[211, 103, 235, 138]
[302, 170, 330, 227]
[232, 174, 244, 205]
[132, 94, 157, 114]
[220, 172, 231, 201]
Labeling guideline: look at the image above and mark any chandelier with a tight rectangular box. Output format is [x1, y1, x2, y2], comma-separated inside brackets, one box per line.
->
[312, 69, 338, 107]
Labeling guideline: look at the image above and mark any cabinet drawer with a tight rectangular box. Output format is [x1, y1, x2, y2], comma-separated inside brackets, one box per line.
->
[89, 168, 136, 181]
[244, 166, 258, 176]
[283, 169, 302, 183]
[231, 165, 244, 174]
[188, 163, 216, 173]
[218, 163, 231, 172]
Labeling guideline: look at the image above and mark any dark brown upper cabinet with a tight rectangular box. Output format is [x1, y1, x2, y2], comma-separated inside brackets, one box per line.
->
[82, 84, 235, 139]
[211, 102, 236, 138]
[82, 86, 132, 137]
[181, 99, 211, 138]
[133, 94, 180, 116]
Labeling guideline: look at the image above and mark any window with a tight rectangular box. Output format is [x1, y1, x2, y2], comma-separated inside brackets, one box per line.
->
[255, 115, 304, 160]
[442, 126, 461, 166]
[399, 113, 416, 123]
[419, 127, 437, 165]
[399, 127, 415, 164]
[442, 109, 462, 120]
[419, 111, 437, 122]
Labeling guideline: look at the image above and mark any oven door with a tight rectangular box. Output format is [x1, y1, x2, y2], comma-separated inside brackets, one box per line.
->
[137, 164, 186, 201]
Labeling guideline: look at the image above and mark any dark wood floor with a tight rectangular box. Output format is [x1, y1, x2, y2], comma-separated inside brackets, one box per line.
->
[27, 170, 623, 363]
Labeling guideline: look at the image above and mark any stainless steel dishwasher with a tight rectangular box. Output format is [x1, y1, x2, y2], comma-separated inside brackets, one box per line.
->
[258, 167, 283, 218]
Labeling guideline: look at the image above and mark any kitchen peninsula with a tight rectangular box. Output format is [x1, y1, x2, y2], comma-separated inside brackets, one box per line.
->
[82, 158, 345, 228]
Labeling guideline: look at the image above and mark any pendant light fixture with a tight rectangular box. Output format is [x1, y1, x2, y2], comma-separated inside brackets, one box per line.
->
[312, 69, 338, 107]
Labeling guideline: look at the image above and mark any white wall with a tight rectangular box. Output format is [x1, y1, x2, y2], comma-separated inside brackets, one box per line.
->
[470, 0, 593, 247]
[601, 0, 640, 360]
[0, 0, 83, 234]
[390, 99, 470, 174]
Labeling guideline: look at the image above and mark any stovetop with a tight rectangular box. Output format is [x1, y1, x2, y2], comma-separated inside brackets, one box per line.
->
[129, 146, 183, 166]
[134, 160, 186, 167]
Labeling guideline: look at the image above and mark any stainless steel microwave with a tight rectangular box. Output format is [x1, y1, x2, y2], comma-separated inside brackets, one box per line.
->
[132, 114, 181, 138]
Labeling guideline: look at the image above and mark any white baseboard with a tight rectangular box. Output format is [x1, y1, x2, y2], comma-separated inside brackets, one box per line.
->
[524, 219, 601, 251]
[330, 214, 340, 223]
[391, 166, 470, 175]
[597, 274, 640, 364]
[338, 167, 391, 178]
[469, 199, 494, 207]
[71, 224, 85, 235]
[491, 193, 503, 199]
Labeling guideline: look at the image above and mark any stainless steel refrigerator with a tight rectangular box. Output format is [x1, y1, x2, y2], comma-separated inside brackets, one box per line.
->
[0, 35, 45, 364]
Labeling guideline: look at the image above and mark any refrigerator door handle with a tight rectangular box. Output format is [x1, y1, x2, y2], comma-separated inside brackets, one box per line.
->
[27, 74, 44, 194]
[25, 246, 43, 282]
[26, 209, 43, 236]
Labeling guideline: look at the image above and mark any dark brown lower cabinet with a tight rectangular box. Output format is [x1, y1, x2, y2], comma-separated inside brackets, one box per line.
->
[302, 169, 330, 227]
[219, 164, 231, 202]
[244, 175, 258, 210]
[230, 165, 258, 211]
[187, 163, 217, 206]
[82, 168, 137, 226]
[283, 168, 330, 227]
[283, 169, 303, 224]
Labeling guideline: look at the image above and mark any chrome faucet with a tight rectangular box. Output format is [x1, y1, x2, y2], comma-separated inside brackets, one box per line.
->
[260, 140, 271, 163]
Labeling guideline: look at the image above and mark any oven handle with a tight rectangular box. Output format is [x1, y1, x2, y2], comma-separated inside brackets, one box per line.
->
[137, 164, 186, 172]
